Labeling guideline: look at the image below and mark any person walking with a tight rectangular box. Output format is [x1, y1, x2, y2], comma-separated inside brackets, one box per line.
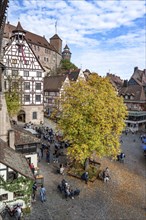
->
[32, 182, 37, 201]
[81, 171, 89, 184]
[40, 184, 46, 203]
[46, 148, 51, 164]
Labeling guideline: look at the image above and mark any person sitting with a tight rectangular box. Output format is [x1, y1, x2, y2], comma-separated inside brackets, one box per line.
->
[57, 164, 65, 175]
[81, 171, 89, 184]
[64, 185, 75, 200]
[59, 164, 65, 175]
[117, 152, 125, 162]
[103, 167, 110, 183]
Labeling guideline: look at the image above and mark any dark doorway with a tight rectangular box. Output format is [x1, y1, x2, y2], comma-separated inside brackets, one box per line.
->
[17, 110, 26, 122]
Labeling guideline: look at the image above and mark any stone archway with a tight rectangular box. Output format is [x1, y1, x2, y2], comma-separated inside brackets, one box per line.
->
[17, 110, 26, 123]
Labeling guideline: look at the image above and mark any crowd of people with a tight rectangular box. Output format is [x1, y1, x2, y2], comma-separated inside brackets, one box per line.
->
[30, 125, 71, 203]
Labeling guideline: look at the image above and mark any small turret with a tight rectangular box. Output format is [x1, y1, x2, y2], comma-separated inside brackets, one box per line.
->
[11, 21, 26, 46]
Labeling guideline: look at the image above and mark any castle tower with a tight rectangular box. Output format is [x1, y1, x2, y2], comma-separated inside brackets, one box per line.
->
[62, 44, 72, 61]
[50, 34, 62, 55]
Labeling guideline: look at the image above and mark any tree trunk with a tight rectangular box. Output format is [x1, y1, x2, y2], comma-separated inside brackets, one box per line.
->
[84, 158, 90, 170]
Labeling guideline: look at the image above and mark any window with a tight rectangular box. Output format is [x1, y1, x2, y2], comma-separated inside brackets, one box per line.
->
[49, 92, 55, 96]
[35, 83, 41, 90]
[12, 59, 17, 64]
[45, 48, 48, 53]
[32, 112, 37, 119]
[35, 95, 41, 102]
[24, 82, 30, 90]
[14, 191, 24, 198]
[24, 95, 30, 102]
[47, 98, 52, 104]
[36, 72, 42, 77]
[25, 60, 29, 65]
[12, 70, 18, 76]
[12, 81, 19, 89]
[7, 171, 18, 182]
[24, 71, 29, 77]
[44, 57, 46, 61]
[0, 194, 8, 201]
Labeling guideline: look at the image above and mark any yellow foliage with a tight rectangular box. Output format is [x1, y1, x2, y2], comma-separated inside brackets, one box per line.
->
[58, 74, 127, 164]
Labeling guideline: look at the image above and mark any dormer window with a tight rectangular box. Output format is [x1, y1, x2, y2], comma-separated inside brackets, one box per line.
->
[125, 95, 128, 99]
[7, 171, 18, 182]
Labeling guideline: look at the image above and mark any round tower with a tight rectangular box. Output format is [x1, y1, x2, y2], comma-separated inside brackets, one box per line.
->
[62, 44, 71, 61]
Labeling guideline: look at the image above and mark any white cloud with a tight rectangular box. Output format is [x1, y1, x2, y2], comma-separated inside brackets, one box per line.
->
[72, 46, 145, 80]
[7, 0, 146, 79]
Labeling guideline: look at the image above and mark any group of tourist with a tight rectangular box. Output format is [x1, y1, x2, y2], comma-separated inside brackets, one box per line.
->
[31, 125, 68, 203]
[32, 182, 46, 203]
[58, 179, 80, 200]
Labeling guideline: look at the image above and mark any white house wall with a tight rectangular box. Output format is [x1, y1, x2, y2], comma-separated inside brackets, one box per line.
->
[25, 153, 37, 168]
[0, 163, 28, 210]
[3, 32, 45, 124]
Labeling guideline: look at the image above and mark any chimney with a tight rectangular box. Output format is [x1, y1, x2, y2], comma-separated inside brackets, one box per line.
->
[8, 129, 15, 150]
[123, 80, 128, 87]
[134, 67, 138, 72]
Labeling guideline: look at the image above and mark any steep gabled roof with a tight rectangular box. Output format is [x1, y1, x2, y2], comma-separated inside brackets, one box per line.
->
[4, 22, 59, 52]
[0, 139, 34, 180]
[12, 125, 40, 146]
[106, 73, 124, 91]
[130, 67, 146, 86]
[50, 34, 62, 41]
[60, 69, 82, 81]
[68, 69, 81, 81]
[119, 84, 146, 102]
[44, 75, 67, 92]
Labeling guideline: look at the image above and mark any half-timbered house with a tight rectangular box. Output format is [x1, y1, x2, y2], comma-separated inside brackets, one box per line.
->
[3, 22, 45, 124]
[3, 21, 63, 73]
[0, 139, 34, 210]
[119, 67, 146, 131]
[44, 69, 86, 115]
[44, 75, 69, 115]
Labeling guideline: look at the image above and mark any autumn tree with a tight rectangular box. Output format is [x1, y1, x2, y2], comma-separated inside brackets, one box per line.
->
[58, 74, 127, 165]
[5, 75, 21, 117]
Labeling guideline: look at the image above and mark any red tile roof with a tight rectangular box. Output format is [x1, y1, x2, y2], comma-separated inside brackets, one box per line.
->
[4, 22, 58, 52]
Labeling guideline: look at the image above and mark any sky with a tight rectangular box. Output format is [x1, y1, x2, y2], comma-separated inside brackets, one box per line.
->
[7, 0, 146, 80]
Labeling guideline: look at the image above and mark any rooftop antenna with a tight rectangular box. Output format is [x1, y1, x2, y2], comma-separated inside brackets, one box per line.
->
[55, 20, 57, 34]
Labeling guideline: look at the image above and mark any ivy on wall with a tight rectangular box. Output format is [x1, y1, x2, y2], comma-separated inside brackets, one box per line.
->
[0, 175, 33, 206]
